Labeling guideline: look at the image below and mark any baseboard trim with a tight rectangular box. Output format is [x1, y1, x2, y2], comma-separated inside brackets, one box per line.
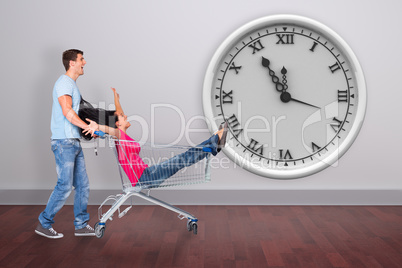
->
[1, 189, 401, 205]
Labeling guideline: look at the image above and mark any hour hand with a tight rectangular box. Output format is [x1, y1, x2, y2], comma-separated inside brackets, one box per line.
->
[261, 57, 284, 92]
[281, 66, 288, 91]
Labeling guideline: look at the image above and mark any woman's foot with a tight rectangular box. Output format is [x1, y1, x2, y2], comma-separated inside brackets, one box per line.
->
[216, 122, 228, 152]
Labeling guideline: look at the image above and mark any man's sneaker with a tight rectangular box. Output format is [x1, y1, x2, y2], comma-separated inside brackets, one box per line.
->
[75, 225, 96, 237]
[35, 223, 64, 239]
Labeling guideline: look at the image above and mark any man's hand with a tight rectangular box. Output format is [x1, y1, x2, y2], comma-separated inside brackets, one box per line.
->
[82, 118, 99, 136]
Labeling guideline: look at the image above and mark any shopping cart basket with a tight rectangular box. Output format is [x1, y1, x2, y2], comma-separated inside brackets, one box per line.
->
[94, 132, 212, 238]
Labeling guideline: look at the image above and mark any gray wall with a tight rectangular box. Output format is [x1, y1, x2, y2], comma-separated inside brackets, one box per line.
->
[1, 0, 401, 204]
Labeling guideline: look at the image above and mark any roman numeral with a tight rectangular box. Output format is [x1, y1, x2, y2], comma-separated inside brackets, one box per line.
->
[279, 149, 293, 160]
[338, 90, 348, 102]
[276, 34, 294, 44]
[247, 138, 264, 155]
[222, 90, 233, 104]
[248, 40, 265, 54]
[227, 114, 240, 129]
[310, 41, 318, 52]
[312, 142, 321, 152]
[229, 62, 242, 74]
[227, 114, 243, 138]
[330, 117, 343, 132]
[329, 62, 341, 73]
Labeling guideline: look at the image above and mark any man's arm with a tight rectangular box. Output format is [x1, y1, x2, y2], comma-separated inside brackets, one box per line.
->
[58, 95, 96, 134]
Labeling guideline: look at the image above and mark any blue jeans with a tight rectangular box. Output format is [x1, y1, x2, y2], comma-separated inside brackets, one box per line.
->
[138, 134, 219, 188]
[38, 139, 90, 230]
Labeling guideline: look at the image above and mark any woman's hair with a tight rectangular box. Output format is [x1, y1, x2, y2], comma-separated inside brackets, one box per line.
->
[78, 97, 118, 140]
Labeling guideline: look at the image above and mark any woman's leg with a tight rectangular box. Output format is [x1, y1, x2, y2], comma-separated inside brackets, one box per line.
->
[138, 134, 219, 188]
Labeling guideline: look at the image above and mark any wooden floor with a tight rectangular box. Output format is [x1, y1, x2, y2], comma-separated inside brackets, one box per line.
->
[0, 205, 401, 267]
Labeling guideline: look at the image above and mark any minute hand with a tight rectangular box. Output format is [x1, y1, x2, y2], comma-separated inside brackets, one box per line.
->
[261, 57, 284, 92]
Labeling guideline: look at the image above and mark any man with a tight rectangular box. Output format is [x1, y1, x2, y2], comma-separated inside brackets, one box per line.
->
[36, 49, 98, 239]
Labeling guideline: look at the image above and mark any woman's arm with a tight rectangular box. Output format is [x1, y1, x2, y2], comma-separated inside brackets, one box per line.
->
[98, 124, 121, 139]
[111, 88, 124, 115]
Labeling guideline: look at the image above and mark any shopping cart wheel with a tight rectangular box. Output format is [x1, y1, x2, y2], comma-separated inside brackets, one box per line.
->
[187, 219, 193, 232]
[94, 222, 105, 239]
[187, 220, 198, 235]
[192, 223, 198, 235]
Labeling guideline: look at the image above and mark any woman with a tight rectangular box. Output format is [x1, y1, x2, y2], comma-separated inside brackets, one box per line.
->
[80, 88, 227, 188]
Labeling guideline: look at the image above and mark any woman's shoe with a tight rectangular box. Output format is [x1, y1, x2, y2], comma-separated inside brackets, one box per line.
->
[217, 122, 228, 152]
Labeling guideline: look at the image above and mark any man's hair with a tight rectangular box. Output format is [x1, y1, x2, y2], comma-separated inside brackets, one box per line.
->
[62, 49, 84, 71]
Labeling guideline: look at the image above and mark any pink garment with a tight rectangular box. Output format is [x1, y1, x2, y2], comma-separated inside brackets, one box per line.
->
[115, 130, 148, 186]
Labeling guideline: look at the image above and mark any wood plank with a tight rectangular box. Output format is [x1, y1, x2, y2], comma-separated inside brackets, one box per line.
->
[0, 205, 401, 267]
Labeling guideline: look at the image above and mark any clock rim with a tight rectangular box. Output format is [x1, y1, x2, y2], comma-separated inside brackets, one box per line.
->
[202, 14, 367, 179]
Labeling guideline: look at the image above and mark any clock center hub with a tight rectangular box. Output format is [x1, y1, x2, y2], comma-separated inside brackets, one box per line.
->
[280, 92, 291, 103]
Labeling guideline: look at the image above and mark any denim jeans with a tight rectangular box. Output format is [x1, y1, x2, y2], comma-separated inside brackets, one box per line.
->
[38, 139, 90, 230]
[138, 134, 219, 188]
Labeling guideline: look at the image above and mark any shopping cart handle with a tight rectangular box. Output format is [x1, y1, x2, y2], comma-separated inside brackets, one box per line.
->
[95, 130, 106, 138]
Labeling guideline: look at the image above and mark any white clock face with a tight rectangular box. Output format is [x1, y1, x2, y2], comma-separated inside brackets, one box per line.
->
[203, 15, 367, 179]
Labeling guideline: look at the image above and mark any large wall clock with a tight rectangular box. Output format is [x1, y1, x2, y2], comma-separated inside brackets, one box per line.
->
[203, 14, 367, 179]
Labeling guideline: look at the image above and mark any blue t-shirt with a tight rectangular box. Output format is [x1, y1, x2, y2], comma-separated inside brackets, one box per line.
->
[50, 75, 81, 139]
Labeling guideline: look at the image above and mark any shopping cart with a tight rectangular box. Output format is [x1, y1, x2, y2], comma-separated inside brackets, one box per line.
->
[93, 131, 212, 238]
